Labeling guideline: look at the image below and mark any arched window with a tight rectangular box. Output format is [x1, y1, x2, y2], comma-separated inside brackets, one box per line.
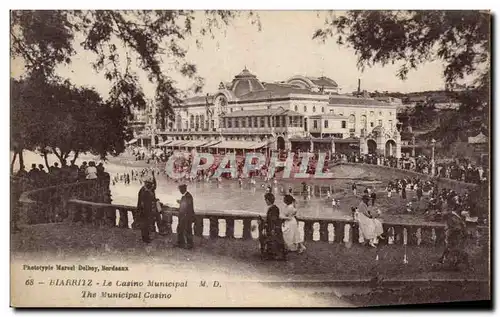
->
[321, 107, 325, 113]
[304, 105, 307, 112]
[313, 106, 316, 113]
[360, 115, 367, 129]
[294, 105, 298, 112]
[348, 114, 356, 130]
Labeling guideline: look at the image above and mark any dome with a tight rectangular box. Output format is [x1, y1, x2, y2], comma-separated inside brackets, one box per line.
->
[230, 67, 265, 97]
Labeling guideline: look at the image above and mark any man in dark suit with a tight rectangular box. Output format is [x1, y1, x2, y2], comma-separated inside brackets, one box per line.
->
[176, 184, 194, 249]
[136, 176, 156, 243]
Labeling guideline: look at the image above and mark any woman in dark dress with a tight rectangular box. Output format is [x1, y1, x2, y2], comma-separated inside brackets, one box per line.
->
[259, 193, 287, 261]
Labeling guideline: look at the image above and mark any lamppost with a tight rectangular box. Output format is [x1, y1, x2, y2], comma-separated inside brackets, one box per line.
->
[431, 138, 436, 176]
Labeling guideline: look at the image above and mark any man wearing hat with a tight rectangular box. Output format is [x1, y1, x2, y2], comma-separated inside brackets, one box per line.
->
[176, 184, 195, 249]
[136, 175, 156, 243]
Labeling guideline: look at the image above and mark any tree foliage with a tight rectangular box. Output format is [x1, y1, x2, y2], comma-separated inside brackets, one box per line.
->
[11, 75, 132, 165]
[10, 10, 260, 169]
[314, 10, 490, 144]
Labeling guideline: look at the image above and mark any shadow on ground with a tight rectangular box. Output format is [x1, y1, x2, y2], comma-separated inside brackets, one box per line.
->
[11, 223, 490, 306]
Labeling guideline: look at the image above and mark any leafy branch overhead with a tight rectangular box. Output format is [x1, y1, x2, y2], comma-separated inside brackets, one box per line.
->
[11, 10, 261, 118]
[313, 11, 490, 84]
[10, 10, 260, 167]
[314, 10, 490, 144]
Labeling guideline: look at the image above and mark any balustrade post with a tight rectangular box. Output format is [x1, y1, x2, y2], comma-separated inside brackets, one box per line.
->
[434, 227, 446, 245]
[420, 227, 434, 245]
[118, 208, 129, 228]
[319, 221, 329, 242]
[352, 222, 360, 244]
[379, 224, 390, 245]
[194, 216, 204, 237]
[242, 219, 252, 240]
[225, 218, 235, 239]
[394, 225, 404, 244]
[407, 226, 419, 245]
[209, 217, 218, 239]
[334, 221, 345, 243]
[303, 221, 314, 241]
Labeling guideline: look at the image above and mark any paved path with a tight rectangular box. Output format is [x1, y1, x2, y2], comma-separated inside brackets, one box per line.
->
[11, 223, 489, 306]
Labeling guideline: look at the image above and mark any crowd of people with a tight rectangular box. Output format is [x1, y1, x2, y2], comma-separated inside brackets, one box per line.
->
[345, 153, 487, 184]
[13, 160, 109, 189]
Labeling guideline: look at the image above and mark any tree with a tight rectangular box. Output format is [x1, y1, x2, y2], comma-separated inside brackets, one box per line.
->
[11, 76, 132, 169]
[11, 10, 260, 117]
[10, 10, 260, 170]
[313, 11, 490, 143]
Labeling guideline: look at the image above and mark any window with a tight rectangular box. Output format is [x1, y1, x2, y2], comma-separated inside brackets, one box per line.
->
[361, 115, 367, 128]
[260, 117, 265, 128]
[313, 120, 318, 129]
[294, 105, 298, 112]
[268, 117, 271, 127]
[389, 120, 393, 130]
[254, 117, 258, 127]
[313, 106, 316, 113]
[389, 112, 392, 116]
[322, 107, 325, 113]
[299, 118, 303, 127]
[242, 119, 246, 128]
[289, 116, 293, 126]
[379, 111, 382, 116]
[370, 122, 374, 128]
[230, 108, 233, 113]
[378, 119, 382, 126]
[370, 111, 375, 117]
[276, 116, 281, 127]
[341, 121, 347, 129]
[249, 117, 253, 128]
[221, 118, 225, 128]
[235, 119, 239, 128]
[324, 120, 329, 128]
[304, 106, 307, 112]
[241, 107, 244, 111]
[227, 118, 232, 128]
[348, 114, 356, 123]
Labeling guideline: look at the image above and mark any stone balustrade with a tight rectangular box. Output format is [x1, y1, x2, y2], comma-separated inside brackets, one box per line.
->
[16, 178, 111, 225]
[13, 169, 487, 248]
[63, 199, 486, 248]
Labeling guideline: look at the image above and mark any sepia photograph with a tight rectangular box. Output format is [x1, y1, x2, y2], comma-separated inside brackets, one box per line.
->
[9, 9, 491, 308]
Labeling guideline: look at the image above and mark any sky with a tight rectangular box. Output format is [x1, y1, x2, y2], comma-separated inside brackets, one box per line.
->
[11, 11, 448, 99]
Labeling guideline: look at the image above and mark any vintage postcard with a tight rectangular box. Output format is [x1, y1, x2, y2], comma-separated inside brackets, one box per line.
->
[10, 10, 491, 307]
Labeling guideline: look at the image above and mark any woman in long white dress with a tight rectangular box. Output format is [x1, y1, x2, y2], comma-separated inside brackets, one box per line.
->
[282, 195, 306, 253]
[355, 195, 384, 248]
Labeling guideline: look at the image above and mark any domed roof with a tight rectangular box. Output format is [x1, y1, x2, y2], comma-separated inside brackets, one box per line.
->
[230, 67, 265, 97]
[234, 67, 257, 79]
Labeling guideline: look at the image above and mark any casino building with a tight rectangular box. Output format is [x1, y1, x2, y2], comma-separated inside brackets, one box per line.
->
[133, 68, 401, 157]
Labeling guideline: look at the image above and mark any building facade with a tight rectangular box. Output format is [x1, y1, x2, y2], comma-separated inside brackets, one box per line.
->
[140, 68, 401, 157]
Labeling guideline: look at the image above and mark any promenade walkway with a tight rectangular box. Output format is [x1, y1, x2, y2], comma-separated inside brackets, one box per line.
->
[11, 222, 489, 306]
